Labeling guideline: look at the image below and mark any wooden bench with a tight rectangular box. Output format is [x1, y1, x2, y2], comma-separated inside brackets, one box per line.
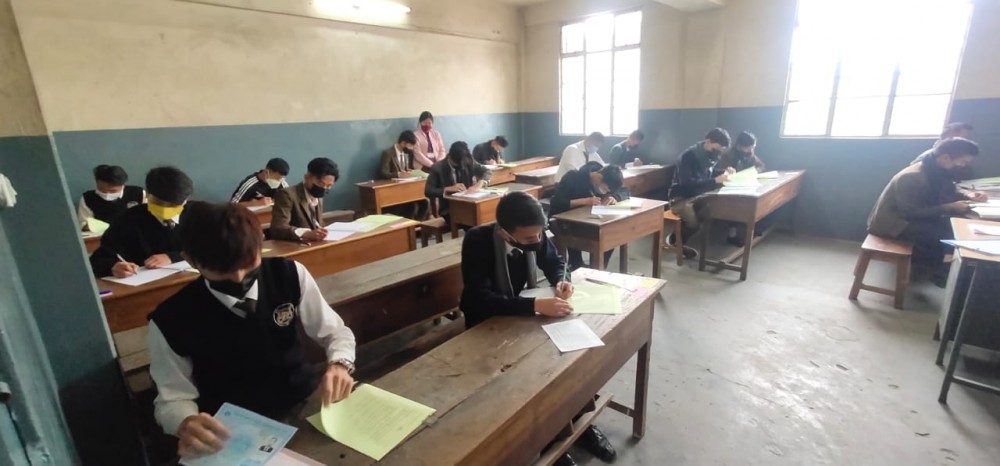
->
[849, 234, 913, 309]
[662, 210, 684, 266]
[419, 217, 450, 247]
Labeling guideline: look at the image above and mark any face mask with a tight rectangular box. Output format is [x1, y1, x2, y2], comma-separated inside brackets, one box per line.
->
[265, 177, 282, 189]
[586, 146, 598, 154]
[421, 124, 432, 132]
[307, 184, 329, 198]
[207, 267, 260, 298]
[510, 239, 542, 253]
[97, 190, 123, 201]
[148, 202, 184, 222]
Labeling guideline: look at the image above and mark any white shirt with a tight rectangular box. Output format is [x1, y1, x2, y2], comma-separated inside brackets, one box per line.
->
[77, 190, 147, 228]
[148, 261, 356, 435]
[395, 144, 408, 171]
[293, 193, 323, 239]
[556, 140, 605, 182]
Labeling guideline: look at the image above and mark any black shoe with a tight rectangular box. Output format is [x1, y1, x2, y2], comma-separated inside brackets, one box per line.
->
[726, 234, 745, 247]
[682, 246, 698, 260]
[553, 452, 578, 466]
[578, 425, 616, 462]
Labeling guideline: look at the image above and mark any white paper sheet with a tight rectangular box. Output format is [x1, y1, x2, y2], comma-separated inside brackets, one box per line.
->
[104, 267, 183, 286]
[943, 239, 1000, 256]
[542, 319, 605, 353]
[718, 186, 759, 195]
[452, 191, 492, 199]
[161, 260, 193, 271]
[327, 222, 370, 233]
[591, 206, 633, 216]
[267, 449, 325, 466]
[325, 229, 355, 241]
[969, 223, 1000, 236]
[181, 403, 296, 466]
[246, 204, 270, 212]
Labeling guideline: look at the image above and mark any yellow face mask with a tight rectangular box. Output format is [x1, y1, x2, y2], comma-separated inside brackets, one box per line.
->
[148, 202, 184, 222]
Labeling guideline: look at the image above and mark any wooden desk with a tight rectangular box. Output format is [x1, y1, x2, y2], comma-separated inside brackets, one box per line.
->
[99, 218, 419, 334]
[698, 171, 805, 281]
[622, 165, 673, 197]
[289, 268, 667, 465]
[357, 178, 427, 215]
[936, 217, 1000, 403]
[515, 166, 559, 195]
[83, 233, 101, 253]
[248, 205, 273, 225]
[550, 198, 667, 278]
[318, 240, 462, 345]
[489, 156, 558, 186]
[445, 183, 541, 238]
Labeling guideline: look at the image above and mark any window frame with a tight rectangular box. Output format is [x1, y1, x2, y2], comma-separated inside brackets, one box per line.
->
[558, 9, 642, 137]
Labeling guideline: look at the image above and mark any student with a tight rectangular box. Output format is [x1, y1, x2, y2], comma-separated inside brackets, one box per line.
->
[148, 202, 355, 460]
[459, 192, 615, 466]
[379, 130, 418, 179]
[718, 131, 765, 173]
[667, 128, 733, 259]
[551, 162, 626, 269]
[78, 164, 145, 228]
[607, 130, 645, 168]
[556, 132, 606, 182]
[424, 141, 492, 224]
[911, 122, 974, 166]
[89, 166, 193, 278]
[270, 157, 338, 243]
[230, 158, 290, 206]
[868, 138, 985, 286]
[472, 136, 508, 164]
[413, 111, 447, 169]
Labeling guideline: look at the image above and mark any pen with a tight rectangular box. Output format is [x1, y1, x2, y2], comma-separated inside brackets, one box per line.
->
[115, 253, 127, 263]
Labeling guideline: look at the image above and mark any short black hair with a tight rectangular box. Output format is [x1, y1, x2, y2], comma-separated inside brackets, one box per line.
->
[494, 136, 509, 148]
[934, 137, 979, 158]
[307, 157, 340, 181]
[629, 130, 645, 141]
[447, 141, 471, 163]
[419, 111, 434, 123]
[599, 165, 624, 191]
[735, 131, 756, 147]
[93, 165, 128, 185]
[146, 166, 193, 205]
[496, 191, 547, 231]
[265, 158, 290, 176]
[179, 202, 261, 273]
[942, 122, 973, 138]
[587, 132, 606, 144]
[705, 128, 731, 147]
[398, 130, 417, 145]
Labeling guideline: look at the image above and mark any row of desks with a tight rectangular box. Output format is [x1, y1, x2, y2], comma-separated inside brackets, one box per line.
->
[514, 165, 674, 198]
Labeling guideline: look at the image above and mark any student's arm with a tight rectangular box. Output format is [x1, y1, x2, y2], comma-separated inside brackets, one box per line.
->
[459, 234, 536, 318]
[753, 153, 766, 171]
[550, 176, 576, 214]
[677, 152, 719, 192]
[424, 167, 446, 198]
[536, 236, 566, 286]
[473, 161, 492, 186]
[379, 149, 397, 179]
[894, 175, 951, 220]
[89, 219, 134, 276]
[77, 197, 93, 228]
[230, 177, 258, 204]
[294, 262, 356, 363]
[268, 189, 301, 242]
[608, 145, 625, 167]
[148, 322, 200, 436]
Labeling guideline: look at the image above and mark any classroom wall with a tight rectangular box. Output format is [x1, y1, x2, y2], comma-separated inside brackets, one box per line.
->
[521, 0, 1000, 240]
[11, 0, 524, 210]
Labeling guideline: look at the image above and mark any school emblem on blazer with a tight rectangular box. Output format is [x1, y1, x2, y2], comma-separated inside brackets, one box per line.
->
[127, 201, 139, 208]
[273, 303, 296, 327]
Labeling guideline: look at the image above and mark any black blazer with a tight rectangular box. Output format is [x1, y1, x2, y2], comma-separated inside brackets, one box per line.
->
[424, 159, 492, 217]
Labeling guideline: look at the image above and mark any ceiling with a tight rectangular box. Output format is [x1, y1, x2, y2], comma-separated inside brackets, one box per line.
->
[493, 0, 725, 11]
[493, 0, 554, 4]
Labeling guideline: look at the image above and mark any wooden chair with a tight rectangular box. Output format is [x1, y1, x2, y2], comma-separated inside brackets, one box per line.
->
[662, 210, 684, 266]
[420, 217, 450, 247]
[849, 234, 913, 309]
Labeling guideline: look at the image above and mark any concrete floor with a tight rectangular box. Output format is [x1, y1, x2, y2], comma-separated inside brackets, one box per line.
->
[574, 232, 1000, 465]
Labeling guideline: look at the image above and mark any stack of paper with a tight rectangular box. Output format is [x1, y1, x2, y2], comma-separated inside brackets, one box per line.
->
[104, 267, 183, 286]
[307, 384, 435, 461]
[452, 191, 492, 199]
[85, 218, 110, 235]
[355, 214, 403, 229]
[969, 223, 1000, 236]
[519, 281, 622, 315]
[757, 171, 780, 179]
[542, 319, 605, 353]
[601, 198, 644, 209]
[409, 169, 429, 178]
[972, 205, 1000, 220]
[724, 167, 761, 187]
[181, 403, 296, 466]
[942, 239, 1000, 256]
[591, 206, 633, 216]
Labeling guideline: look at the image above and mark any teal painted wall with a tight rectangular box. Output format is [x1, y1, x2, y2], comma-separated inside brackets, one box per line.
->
[55, 113, 523, 213]
[0, 136, 146, 465]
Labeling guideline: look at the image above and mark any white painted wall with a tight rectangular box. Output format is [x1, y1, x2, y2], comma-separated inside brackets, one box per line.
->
[0, 1, 46, 137]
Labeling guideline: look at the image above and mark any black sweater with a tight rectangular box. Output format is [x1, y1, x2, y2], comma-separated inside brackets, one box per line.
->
[551, 162, 628, 215]
[668, 143, 721, 199]
[89, 205, 183, 276]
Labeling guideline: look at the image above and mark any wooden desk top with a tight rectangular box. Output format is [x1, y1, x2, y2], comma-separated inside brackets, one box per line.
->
[950, 217, 1000, 263]
[516, 165, 559, 179]
[510, 155, 556, 168]
[356, 178, 427, 189]
[551, 197, 668, 226]
[708, 170, 805, 197]
[443, 182, 540, 205]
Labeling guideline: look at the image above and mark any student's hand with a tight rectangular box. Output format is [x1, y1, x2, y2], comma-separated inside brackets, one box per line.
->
[573, 197, 602, 207]
[725, 167, 736, 175]
[399, 171, 410, 178]
[177, 413, 230, 459]
[602, 197, 617, 206]
[535, 297, 573, 317]
[144, 254, 172, 269]
[317, 363, 354, 406]
[633, 158, 643, 167]
[555, 281, 574, 300]
[497, 157, 505, 164]
[946, 200, 973, 214]
[251, 197, 271, 206]
[715, 173, 730, 184]
[446, 183, 468, 194]
[112, 261, 140, 278]
[968, 191, 989, 203]
[486, 158, 497, 165]
[465, 183, 482, 193]
[301, 228, 327, 242]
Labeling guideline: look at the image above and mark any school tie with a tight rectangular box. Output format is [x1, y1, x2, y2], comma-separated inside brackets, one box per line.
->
[425, 131, 434, 154]
[234, 298, 257, 315]
[312, 205, 322, 229]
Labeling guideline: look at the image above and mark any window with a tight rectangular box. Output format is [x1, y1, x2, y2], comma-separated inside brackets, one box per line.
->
[782, 0, 972, 137]
[560, 11, 642, 136]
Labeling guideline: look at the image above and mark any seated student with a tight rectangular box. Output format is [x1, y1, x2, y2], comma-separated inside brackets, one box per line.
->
[379, 130, 418, 179]
[667, 128, 734, 259]
[717, 131, 767, 246]
[551, 162, 627, 270]
[868, 138, 985, 286]
[89, 166, 193, 278]
[472, 136, 508, 165]
[911, 122, 974, 166]
[148, 202, 355, 460]
[459, 192, 615, 466]
[556, 132, 606, 182]
[270, 157, 339, 243]
[229, 158, 290, 206]
[607, 130, 645, 168]
[424, 141, 492, 224]
[78, 164, 145, 228]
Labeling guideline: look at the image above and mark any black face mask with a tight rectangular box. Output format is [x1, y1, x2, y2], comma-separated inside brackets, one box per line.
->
[509, 239, 542, 253]
[307, 184, 329, 198]
[208, 267, 260, 298]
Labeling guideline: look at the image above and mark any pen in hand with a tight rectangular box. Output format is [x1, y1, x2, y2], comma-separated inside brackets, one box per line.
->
[115, 253, 139, 276]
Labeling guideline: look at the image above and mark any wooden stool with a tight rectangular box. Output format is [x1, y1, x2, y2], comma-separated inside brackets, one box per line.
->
[663, 210, 684, 266]
[420, 217, 449, 247]
[849, 234, 913, 309]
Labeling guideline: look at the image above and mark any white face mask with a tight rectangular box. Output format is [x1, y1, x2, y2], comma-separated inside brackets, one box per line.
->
[96, 190, 124, 201]
[265, 177, 283, 189]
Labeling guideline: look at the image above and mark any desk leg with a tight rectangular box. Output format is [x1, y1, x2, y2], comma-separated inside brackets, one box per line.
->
[698, 219, 711, 271]
[591, 247, 605, 270]
[738, 220, 756, 281]
[632, 340, 651, 439]
[651, 228, 663, 278]
[939, 267, 980, 404]
[619, 244, 628, 273]
[407, 227, 417, 251]
[450, 222, 459, 239]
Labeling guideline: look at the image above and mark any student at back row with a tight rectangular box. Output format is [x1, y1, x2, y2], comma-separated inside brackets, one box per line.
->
[556, 132, 606, 182]
[472, 135, 508, 165]
[90, 167, 193, 277]
[868, 138, 985, 287]
[379, 131, 429, 219]
[551, 162, 627, 270]
[78, 164, 146, 228]
[424, 141, 492, 224]
[148, 202, 355, 460]
[229, 158, 290, 206]
[460, 192, 616, 466]
[717, 131, 767, 247]
[667, 128, 735, 259]
[607, 130, 645, 168]
[270, 157, 339, 243]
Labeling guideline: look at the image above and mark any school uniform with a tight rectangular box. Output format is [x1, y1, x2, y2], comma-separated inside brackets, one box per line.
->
[556, 140, 605, 182]
[77, 185, 144, 226]
[89, 205, 182, 277]
[607, 141, 640, 168]
[270, 184, 324, 242]
[472, 141, 501, 164]
[424, 158, 492, 221]
[379, 145, 416, 179]
[717, 148, 765, 172]
[550, 163, 626, 269]
[668, 143, 722, 231]
[230, 172, 288, 203]
[148, 258, 355, 435]
[459, 224, 566, 328]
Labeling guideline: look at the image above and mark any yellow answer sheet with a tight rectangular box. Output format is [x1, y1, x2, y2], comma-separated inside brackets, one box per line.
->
[569, 281, 622, 315]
